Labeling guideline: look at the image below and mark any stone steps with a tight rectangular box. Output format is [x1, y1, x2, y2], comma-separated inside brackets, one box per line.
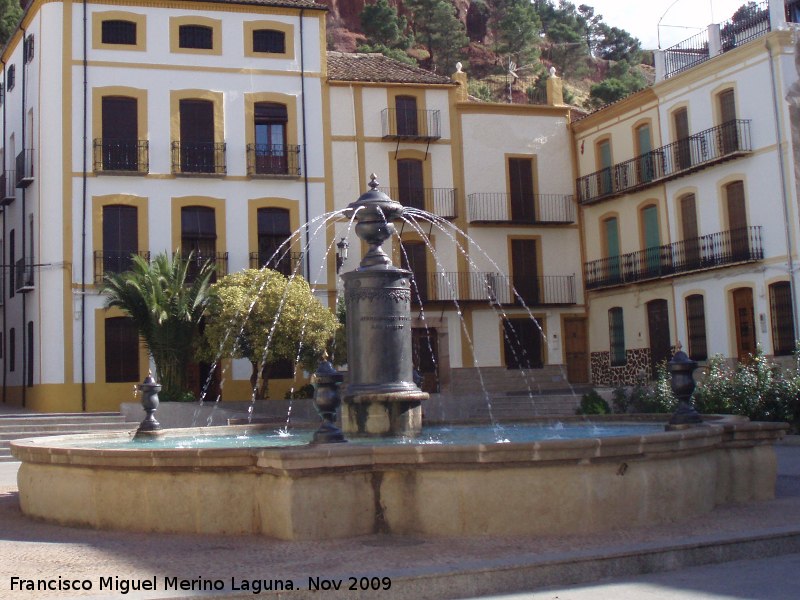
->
[468, 394, 582, 419]
[0, 412, 139, 462]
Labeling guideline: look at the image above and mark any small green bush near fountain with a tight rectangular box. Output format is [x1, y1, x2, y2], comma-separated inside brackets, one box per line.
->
[577, 390, 611, 415]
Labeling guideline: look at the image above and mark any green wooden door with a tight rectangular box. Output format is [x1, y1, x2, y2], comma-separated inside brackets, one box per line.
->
[599, 140, 613, 195]
[605, 217, 620, 282]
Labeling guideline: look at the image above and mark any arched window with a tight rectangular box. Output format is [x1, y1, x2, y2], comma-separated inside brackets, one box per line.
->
[685, 294, 708, 361]
[769, 282, 795, 356]
[608, 307, 625, 366]
[256, 207, 293, 276]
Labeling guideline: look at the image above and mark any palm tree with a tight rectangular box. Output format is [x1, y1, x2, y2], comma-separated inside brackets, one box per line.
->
[101, 252, 215, 402]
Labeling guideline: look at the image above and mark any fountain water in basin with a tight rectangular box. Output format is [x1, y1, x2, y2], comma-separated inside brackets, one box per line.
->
[11, 179, 788, 541]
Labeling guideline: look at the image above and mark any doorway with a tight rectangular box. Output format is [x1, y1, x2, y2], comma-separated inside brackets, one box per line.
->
[564, 317, 588, 383]
[732, 287, 756, 361]
[646, 299, 671, 378]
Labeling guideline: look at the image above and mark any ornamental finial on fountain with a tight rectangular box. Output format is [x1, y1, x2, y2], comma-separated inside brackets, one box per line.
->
[369, 173, 379, 190]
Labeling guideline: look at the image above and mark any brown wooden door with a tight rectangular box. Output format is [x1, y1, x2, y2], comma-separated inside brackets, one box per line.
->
[718, 88, 738, 153]
[401, 241, 429, 302]
[674, 108, 691, 170]
[179, 99, 215, 172]
[726, 181, 749, 260]
[503, 317, 543, 369]
[647, 299, 671, 378]
[101, 96, 138, 170]
[564, 317, 588, 383]
[395, 95, 418, 136]
[511, 238, 539, 305]
[733, 287, 756, 361]
[412, 328, 439, 393]
[508, 157, 535, 222]
[680, 193, 700, 268]
[397, 159, 425, 210]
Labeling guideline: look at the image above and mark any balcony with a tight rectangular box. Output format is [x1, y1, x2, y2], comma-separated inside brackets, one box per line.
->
[179, 251, 228, 283]
[249, 251, 304, 277]
[378, 187, 457, 219]
[246, 144, 301, 177]
[467, 193, 575, 224]
[171, 141, 226, 175]
[381, 108, 441, 141]
[15, 149, 34, 188]
[1, 170, 15, 205]
[409, 272, 576, 306]
[15, 258, 34, 293]
[93, 251, 151, 284]
[93, 139, 149, 174]
[577, 120, 752, 204]
[584, 226, 763, 290]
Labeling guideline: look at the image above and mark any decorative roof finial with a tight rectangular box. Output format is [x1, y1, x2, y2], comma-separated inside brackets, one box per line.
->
[550, 66, 557, 77]
[369, 173, 380, 190]
[456, 61, 463, 73]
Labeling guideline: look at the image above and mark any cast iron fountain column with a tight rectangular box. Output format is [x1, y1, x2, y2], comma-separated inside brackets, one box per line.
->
[340, 175, 428, 436]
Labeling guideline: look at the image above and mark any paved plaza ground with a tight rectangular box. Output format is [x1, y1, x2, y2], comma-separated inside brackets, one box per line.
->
[0, 433, 799, 599]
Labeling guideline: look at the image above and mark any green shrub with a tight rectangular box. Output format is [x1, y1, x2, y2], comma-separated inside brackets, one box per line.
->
[693, 346, 800, 428]
[577, 390, 611, 415]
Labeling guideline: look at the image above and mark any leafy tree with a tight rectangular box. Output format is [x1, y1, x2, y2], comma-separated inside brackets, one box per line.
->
[588, 60, 646, 107]
[198, 268, 339, 399]
[360, 0, 413, 50]
[0, 0, 22, 45]
[577, 4, 603, 54]
[101, 253, 215, 402]
[491, 0, 543, 68]
[595, 23, 642, 62]
[406, 0, 469, 73]
[356, 42, 418, 65]
[547, 21, 587, 78]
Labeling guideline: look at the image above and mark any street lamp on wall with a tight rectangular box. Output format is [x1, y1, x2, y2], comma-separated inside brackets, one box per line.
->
[336, 237, 349, 273]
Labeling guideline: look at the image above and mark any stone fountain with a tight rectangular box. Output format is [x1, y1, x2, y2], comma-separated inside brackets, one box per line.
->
[339, 174, 428, 436]
[8, 179, 788, 541]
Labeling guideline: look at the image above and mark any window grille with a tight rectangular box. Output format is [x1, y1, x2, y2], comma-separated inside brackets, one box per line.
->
[685, 294, 708, 361]
[769, 282, 795, 356]
[608, 307, 625, 366]
[253, 29, 285, 53]
[24, 35, 34, 63]
[102, 20, 137, 45]
[7, 65, 15, 92]
[179, 25, 213, 49]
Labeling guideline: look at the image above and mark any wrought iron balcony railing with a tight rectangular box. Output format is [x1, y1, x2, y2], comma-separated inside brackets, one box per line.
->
[584, 226, 763, 290]
[466, 193, 575, 224]
[249, 251, 304, 277]
[378, 187, 457, 219]
[15, 149, 34, 188]
[246, 144, 301, 177]
[178, 251, 228, 283]
[93, 251, 151, 284]
[171, 141, 226, 175]
[381, 108, 441, 140]
[408, 271, 576, 306]
[0, 171, 15, 205]
[577, 120, 752, 204]
[93, 139, 149, 174]
[15, 257, 34, 293]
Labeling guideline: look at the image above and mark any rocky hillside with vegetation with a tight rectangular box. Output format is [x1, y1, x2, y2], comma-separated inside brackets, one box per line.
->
[321, 0, 653, 110]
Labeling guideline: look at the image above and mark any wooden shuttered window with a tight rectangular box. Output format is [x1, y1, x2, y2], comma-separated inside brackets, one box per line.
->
[686, 294, 708, 361]
[508, 158, 535, 222]
[769, 282, 795, 356]
[105, 317, 140, 383]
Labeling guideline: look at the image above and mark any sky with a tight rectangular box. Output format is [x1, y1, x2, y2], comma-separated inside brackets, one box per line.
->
[583, 0, 759, 50]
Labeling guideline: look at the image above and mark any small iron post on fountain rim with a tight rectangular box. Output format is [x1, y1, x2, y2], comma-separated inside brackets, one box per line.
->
[135, 372, 163, 437]
[311, 354, 347, 444]
[667, 342, 703, 428]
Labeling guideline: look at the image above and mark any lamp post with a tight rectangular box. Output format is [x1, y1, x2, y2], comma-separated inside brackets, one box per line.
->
[336, 237, 349, 274]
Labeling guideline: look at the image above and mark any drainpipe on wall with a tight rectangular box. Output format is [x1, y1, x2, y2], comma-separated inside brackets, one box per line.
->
[20, 25, 26, 409]
[2, 60, 6, 404]
[767, 38, 800, 342]
[81, 0, 88, 411]
[299, 8, 311, 281]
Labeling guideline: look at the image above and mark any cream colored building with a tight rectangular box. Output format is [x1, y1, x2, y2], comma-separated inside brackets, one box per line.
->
[576, 0, 800, 385]
[1, 1, 588, 413]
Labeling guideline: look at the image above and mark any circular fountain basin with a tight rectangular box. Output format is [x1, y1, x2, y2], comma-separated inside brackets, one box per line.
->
[11, 416, 786, 541]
